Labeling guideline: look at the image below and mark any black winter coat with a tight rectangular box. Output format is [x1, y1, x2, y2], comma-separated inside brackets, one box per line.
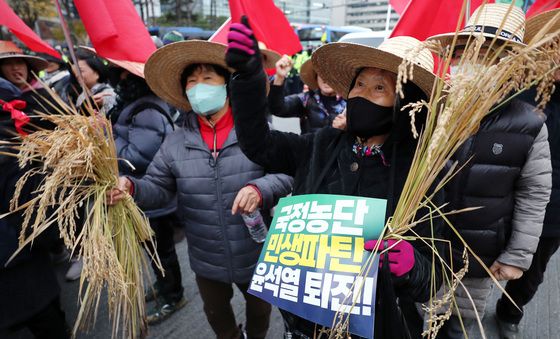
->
[445, 98, 548, 277]
[231, 71, 444, 304]
[268, 85, 346, 134]
[0, 158, 61, 329]
[0, 83, 67, 328]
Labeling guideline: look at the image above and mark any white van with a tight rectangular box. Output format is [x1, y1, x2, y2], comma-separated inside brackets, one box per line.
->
[338, 31, 389, 47]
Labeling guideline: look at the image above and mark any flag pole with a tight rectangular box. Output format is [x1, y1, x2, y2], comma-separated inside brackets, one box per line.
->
[465, 0, 471, 24]
[53, 0, 87, 94]
[384, 2, 392, 40]
[210, 17, 232, 41]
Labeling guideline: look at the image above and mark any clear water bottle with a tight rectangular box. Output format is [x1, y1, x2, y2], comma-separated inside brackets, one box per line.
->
[241, 210, 268, 243]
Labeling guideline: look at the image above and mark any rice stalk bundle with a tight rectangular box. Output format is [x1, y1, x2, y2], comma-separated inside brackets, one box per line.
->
[1, 88, 161, 338]
[328, 2, 559, 338]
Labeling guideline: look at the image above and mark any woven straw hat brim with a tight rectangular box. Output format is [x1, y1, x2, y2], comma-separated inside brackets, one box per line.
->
[145, 40, 230, 112]
[261, 49, 281, 70]
[428, 3, 526, 48]
[0, 54, 48, 73]
[525, 9, 560, 43]
[312, 42, 436, 99]
[79, 46, 145, 78]
[299, 60, 318, 91]
[427, 30, 526, 49]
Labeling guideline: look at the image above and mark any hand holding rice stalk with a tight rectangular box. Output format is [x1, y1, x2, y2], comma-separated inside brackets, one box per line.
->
[328, 2, 559, 338]
[0, 86, 162, 338]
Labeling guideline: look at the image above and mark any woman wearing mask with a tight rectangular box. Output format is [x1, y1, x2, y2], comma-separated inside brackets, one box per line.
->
[107, 40, 293, 338]
[225, 18, 444, 338]
[269, 57, 346, 134]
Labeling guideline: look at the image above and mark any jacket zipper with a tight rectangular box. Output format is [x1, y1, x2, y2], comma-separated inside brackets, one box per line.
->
[210, 124, 234, 282]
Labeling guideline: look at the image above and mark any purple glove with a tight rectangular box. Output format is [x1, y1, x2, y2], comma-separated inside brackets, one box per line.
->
[226, 16, 263, 74]
[364, 239, 415, 277]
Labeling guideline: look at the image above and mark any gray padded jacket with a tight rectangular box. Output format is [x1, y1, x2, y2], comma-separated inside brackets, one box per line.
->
[130, 115, 293, 284]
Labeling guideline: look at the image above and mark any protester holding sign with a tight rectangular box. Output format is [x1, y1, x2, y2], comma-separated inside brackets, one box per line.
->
[107, 40, 293, 338]
[226, 16, 444, 338]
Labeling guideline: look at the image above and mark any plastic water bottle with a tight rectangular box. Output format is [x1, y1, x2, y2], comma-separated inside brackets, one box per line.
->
[241, 210, 268, 243]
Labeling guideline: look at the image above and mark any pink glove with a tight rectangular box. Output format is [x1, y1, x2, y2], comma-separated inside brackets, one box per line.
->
[227, 23, 255, 55]
[226, 16, 262, 74]
[364, 239, 415, 277]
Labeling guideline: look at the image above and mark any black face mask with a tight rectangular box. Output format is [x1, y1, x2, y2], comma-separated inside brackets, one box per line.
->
[346, 96, 394, 139]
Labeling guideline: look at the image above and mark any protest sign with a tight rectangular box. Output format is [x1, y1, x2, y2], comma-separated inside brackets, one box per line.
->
[249, 194, 386, 338]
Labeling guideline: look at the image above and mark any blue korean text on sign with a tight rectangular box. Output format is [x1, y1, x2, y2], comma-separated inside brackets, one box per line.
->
[248, 194, 387, 338]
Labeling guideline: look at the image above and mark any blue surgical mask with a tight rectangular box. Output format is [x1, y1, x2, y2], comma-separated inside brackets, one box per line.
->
[186, 83, 227, 116]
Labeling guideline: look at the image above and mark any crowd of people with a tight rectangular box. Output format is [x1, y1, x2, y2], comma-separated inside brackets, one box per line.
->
[0, 3, 559, 339]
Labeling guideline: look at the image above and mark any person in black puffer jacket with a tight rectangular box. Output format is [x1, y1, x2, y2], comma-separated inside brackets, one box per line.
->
[0, 74, 70, 339]
[226, 17, 445, 339]
[426, 4, 552, 338]
[495, 74, 560, 333]
[269, 57, 346, 134]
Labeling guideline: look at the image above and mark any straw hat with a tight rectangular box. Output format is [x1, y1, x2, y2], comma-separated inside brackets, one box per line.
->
[78, 46, 145, 79]
[258, 42, 281, 69]
[299, 60, 319, 91]
[0, 41, 48, 72]
[312, 36, 436, 98]
[145, 40, 230, 112]
[524, 8, 560, 43]
[428, 3, 526, 48]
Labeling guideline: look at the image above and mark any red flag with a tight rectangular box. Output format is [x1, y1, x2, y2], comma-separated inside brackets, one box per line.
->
[229, 0, 302, 55]
[209, 17, 231, 44]
[390, 0, 410, 15]
[73, 0, 155, 63]
[526, 0, 560, 17]
[391, 0, 494, 41]
[0, 99, 30, 136]
[0, 0, 60, 58]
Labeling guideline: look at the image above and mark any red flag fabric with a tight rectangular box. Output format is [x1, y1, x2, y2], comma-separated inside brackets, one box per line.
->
[526, 0, 560, 17]
[390, 0, 410, 15]
[391, 0, 494, 41]
[0, 99, 30, 136]
[0, 0, 60, 58]
[228, 0, 302, 55]
[209, 18, 231, 44]
[73, 0, 155, 63]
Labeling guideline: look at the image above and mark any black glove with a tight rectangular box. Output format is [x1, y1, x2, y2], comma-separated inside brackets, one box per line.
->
[226, 16, 263, 75]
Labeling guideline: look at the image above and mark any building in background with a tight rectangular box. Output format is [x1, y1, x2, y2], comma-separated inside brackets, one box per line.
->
[330, 0, 399, 31]
[278, 0, 332, 25]
[151, 0, 333, 25]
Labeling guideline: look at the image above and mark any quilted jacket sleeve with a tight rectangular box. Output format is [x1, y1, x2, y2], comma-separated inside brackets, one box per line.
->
[497, 125, 552, 270]
[247, 173, 293, 210]
[268, 84, 306, 118]
[129, 137, 177, 211]
[230, 71, 314, 177]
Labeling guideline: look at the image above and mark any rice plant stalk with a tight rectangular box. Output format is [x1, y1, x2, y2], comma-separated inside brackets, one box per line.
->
[1, 84, 161, 339]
